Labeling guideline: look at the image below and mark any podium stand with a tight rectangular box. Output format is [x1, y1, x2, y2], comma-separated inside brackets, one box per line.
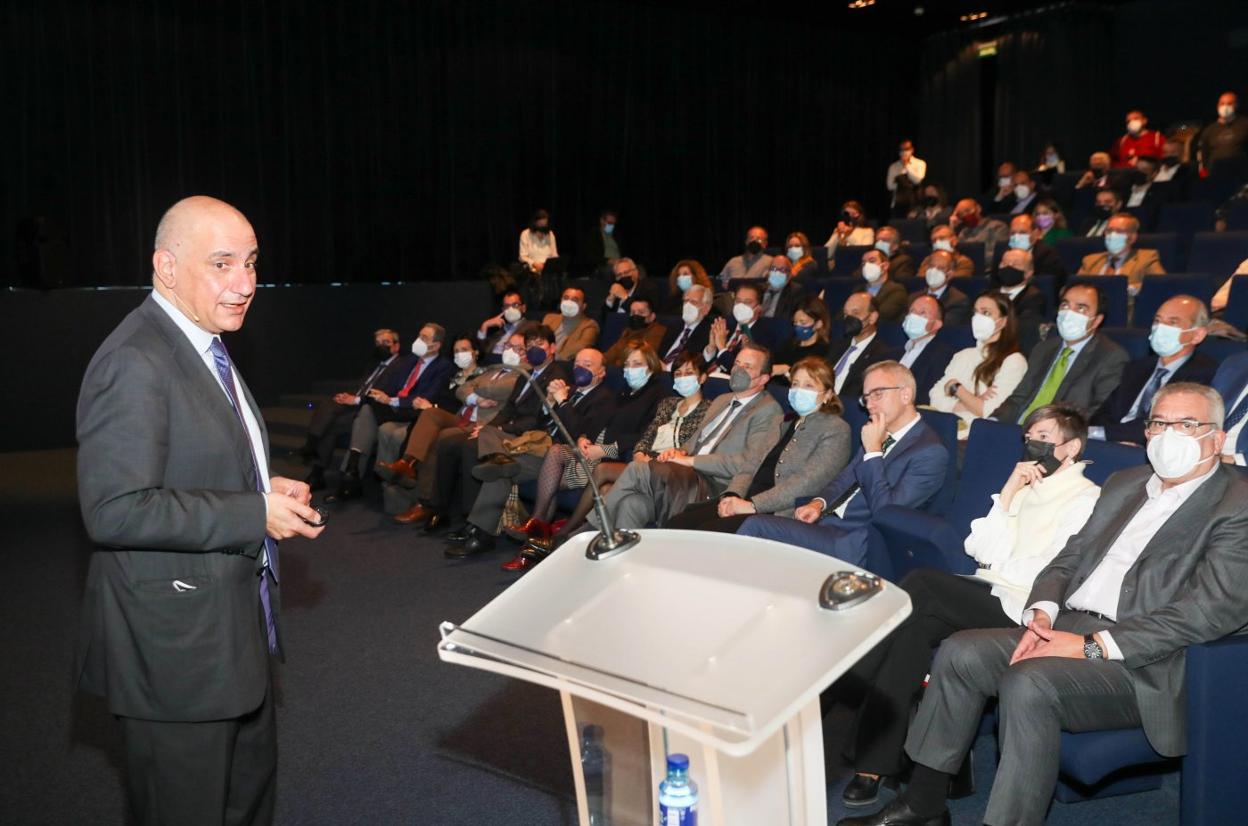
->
[438, 529, 911, 826]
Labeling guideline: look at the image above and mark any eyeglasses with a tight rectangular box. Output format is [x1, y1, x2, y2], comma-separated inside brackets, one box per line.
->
[859, 386, 900, 406]
[1144, 419, 1215, 436]
[502, 344, 525, 354]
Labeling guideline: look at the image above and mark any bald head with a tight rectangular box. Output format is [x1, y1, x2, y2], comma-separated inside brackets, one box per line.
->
[151, 196, 258, 335]
[999, 248, 1034, 275]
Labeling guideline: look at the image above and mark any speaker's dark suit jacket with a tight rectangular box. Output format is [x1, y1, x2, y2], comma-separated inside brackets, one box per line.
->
[889, 337, 957, 406]
[75, 296, 272, 721]
[1090, 351, 1218, 444]
[828, 333, 894, 405]
[994, 333, 1129, 424]
[1028, 464, 1248, 756]
[738, 418, 948, 570]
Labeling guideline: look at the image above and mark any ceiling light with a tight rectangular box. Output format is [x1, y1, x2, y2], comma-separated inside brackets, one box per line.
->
[847, 0, 876, 8]
[960, 11, 989, 21]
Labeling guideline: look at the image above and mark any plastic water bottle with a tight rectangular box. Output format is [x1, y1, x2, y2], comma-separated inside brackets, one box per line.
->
[658, 753, 698, 825]
[581, 724, 610, 825]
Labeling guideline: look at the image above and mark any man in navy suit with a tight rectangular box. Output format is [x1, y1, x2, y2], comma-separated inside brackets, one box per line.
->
[703, 282, 783, 371]
[327, 322, 455, 501]
[1214, 350, 1248, 468]
[889, 294, 955, 406]
[737, 360, 948, 570]
[1089, 295, 1217, 445]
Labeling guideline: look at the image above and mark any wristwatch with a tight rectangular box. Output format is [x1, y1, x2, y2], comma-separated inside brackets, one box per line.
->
[1083, 634, 1104, 660]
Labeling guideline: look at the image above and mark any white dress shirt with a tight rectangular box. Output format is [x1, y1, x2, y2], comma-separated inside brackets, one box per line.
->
[833, 331, 877, 395]
[1029, 462, 1220, 659]
[886, 156, 927, 205]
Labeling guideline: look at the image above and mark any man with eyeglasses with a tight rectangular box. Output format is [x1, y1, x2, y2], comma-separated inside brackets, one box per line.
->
[843, 382, 1248, 826]
[737, 360, 947, 570]
[1089, 295, 1217, 446]
[477, 290, 527, 355]
[601, 257, 660, 322]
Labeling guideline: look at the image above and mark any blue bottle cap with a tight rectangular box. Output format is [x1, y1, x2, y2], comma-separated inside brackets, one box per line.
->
[667, 753, 689, 771]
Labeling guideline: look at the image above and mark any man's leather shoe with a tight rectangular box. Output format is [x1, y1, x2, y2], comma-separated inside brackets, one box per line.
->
[323, 472, 361, 503]
[305, 467, 326, 492]
[472, 456, 520, 482]
[500, 552, 535, 572]
[836, 799, 949, 826]
[445, 526, 470, 543]
[394, 503, 435, 526]
[842, 774, 884, 808]
[445, 527, 495, 558]
[376, 457, 417, 481]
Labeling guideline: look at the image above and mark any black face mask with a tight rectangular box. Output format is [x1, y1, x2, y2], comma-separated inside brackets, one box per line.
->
[997, 266, 1026, 287]
[746, 240, 763, 255]
[842, 210, 858, 224]
[532, 224, 550, 234]
[627, 314, 648, 330]
[841, 314, 864, 338]
[921, 194, 939, 207]
[1161, 155, 1180, 167]
[615, 276, 635, 290]
[373, 344, 392, 360]
[1094, 205, 1114, 219]
[1023, 438, 1065, 476]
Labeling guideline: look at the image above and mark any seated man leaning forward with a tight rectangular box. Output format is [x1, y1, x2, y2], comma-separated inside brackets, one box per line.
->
[840, 381, 1248, 826]
[737, 361, 947, 570]
[584, 342, 784, 532]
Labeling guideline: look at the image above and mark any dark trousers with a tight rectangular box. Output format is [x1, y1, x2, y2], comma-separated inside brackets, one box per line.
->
[429, 428, 471, 519]
[663, 500, 751, 533]
[845, 568, 1013, 776]
[119, 680, 276, 826]
[306, 401, 358, 469]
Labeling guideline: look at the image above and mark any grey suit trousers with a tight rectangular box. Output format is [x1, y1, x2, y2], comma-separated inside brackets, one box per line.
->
[586, 460, 712, 531]
[347, 404, 381, 461]
[904, 612, 1138, 826]
[468, 453, 545, 535]
[376, 421, 408, 467]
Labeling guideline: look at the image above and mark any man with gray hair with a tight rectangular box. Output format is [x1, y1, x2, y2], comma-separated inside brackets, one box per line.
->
[659, 281, 716, 368]
[844, 382, 1248, 826]
[738, 360, 948, 570]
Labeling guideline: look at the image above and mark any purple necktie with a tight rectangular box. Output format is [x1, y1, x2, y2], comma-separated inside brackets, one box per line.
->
[209, 338, 280, 654]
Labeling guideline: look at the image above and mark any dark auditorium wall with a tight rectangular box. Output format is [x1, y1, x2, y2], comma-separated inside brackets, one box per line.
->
[3, 0, 919, 288]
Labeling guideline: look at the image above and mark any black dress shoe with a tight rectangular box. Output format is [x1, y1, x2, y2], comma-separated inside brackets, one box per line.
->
[444, 525, 472, 543]
[323, 472, 361, 503]
[836, 799, 949, 826]
[305, 467, 327, 492]
[842, 774, 884, 808]
[445, 529, 496, 558]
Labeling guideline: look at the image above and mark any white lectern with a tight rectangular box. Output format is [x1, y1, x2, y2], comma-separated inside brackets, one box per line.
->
[438, 529, 911, 826]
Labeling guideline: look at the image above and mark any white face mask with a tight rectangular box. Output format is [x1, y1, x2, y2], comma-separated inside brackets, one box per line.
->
[1147, 427, 1215, 479]
[998, 176, 1012, 189]
[453, 351, 473, 369]
[1218, 104, 1235, 119]
[874, 240, 892, 256]
[502, 306, 523, 324]
[412, 338, 429, 357]
[1127, 118, 1144, 134]
[732, 302, 755, 325]
[862, 262, 883, 283]
[971, 313, 999, 342]
[1013, 184, 1031, 200]
[682, 301, 701, 325]
[501, 348, 522, 367]
[560, 299, 581, 318]
[932, 239, 954, 253]
[925, 266, 947, 288]
[1056, 308, 1091, 342]
[902, 313, 930, 340]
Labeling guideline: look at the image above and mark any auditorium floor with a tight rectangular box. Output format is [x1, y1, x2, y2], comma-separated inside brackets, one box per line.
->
[0, 449, 1178, 825]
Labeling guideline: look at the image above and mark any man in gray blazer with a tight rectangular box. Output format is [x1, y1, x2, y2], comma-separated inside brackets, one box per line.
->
[842, 382, 1248, 826]
[75, 197, 325, 825]
[586, 342, 784, 531]
[992, 282, 1129, 425]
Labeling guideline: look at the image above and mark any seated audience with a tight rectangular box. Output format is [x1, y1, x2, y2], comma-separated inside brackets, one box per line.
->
[301, 328, 410, 490]
[1006, 169, 1040, 215]
[991, 283, 1129, 424]
[1210, 256, 1247, 315]
[477, 289, 528, 355]
[1090, 295, 1215, 445]
[845, 383, 1248, 826]
[858, 226, 917, 282]
[928, 292, 1027, 438]
[604, 296, 667, 367]
[737, 361, 948, 569]
[718, 225, 772, 287]
[887, 139, 927, 216]
[583, 343, 784, 532]
[582, 209, 622, 279]
[1213, 350, 1248, 467]
[855, 246, 909, 323]
[984, 161, 1018, 213]
[838, 404, 1099, 809]
[1075, 150, 1113, 189]
[1112, 109, 1165, 167]
[326, 323, 453, 502]
[928, 224, 974, 277]
[1152, 137, 1194, 201]
[890, 294, 955, 406]
[666, 356, 852, 531]
[659, 283, 716, 368]
[1031, 198, 1071, 243]
[826, 200, 875, 258]
[918, 250, 971, 326]
[998, 213, 1066, 280]
[785, 231, 819, 280]
[907, 182, 951, 229]
[540, 286, 600, 361]
[772, 295, 834, 377]
[951, 198, 1009, 263]
[449, 348, 616, 557]
[518, 208, 560, 274]
[1079, 212, 1166, 294]
[704, 282, 771, 371]
[663, 258, 712, 315]
[829, 291, 893, 403]
[760, 254, 805, 320]
[1078, 186, 1123, 237]
[995, 248, 1048, 341]
[602, 257, 661, 321]
[1035, 142, 1065, 176]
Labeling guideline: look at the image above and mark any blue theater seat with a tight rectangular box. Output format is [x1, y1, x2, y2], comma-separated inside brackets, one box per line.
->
[955, 241, 986, 275]
[1136, 232, 1181, 271]
[1157, 201, 1216, 239]
[830, 244, 874, 277]
[1187, 231, 1248, 279]
[892, 217, 928, 246]
[1067, 275, 1129, 327]
[1223, 275, 1248, 331]
[1057, 236, 1108, 275]
[1132, 273, 1216, 327]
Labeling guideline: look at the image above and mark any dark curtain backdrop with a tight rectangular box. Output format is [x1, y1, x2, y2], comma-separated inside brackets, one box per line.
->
[4, 0, 918, 287]
[916, 29, 983, 202]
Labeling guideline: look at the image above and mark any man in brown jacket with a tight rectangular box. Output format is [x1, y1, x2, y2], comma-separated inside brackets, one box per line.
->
[540, 285, 600, 360]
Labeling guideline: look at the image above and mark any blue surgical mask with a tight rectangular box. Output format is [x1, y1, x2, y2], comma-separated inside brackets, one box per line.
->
[623, 366, 650, 390]
[1008, 232, 1031, 251]
[788, 387, 821, 417]
[902, 313, 930, 340]
[767, 270, 787, 290]
[603, 222, 615, 236]
[793, 324, 816, 341]
[874, 240, 892, 256]
[1105, 232, 1128, 255]
[1056, 309, 1091, 342]
[672, 375, 700, 398]
[1149, 323, 1189, 357]
[786, 246, 803, 262]
[676, 274, 693, 292]
[572, 365, 594, 387]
